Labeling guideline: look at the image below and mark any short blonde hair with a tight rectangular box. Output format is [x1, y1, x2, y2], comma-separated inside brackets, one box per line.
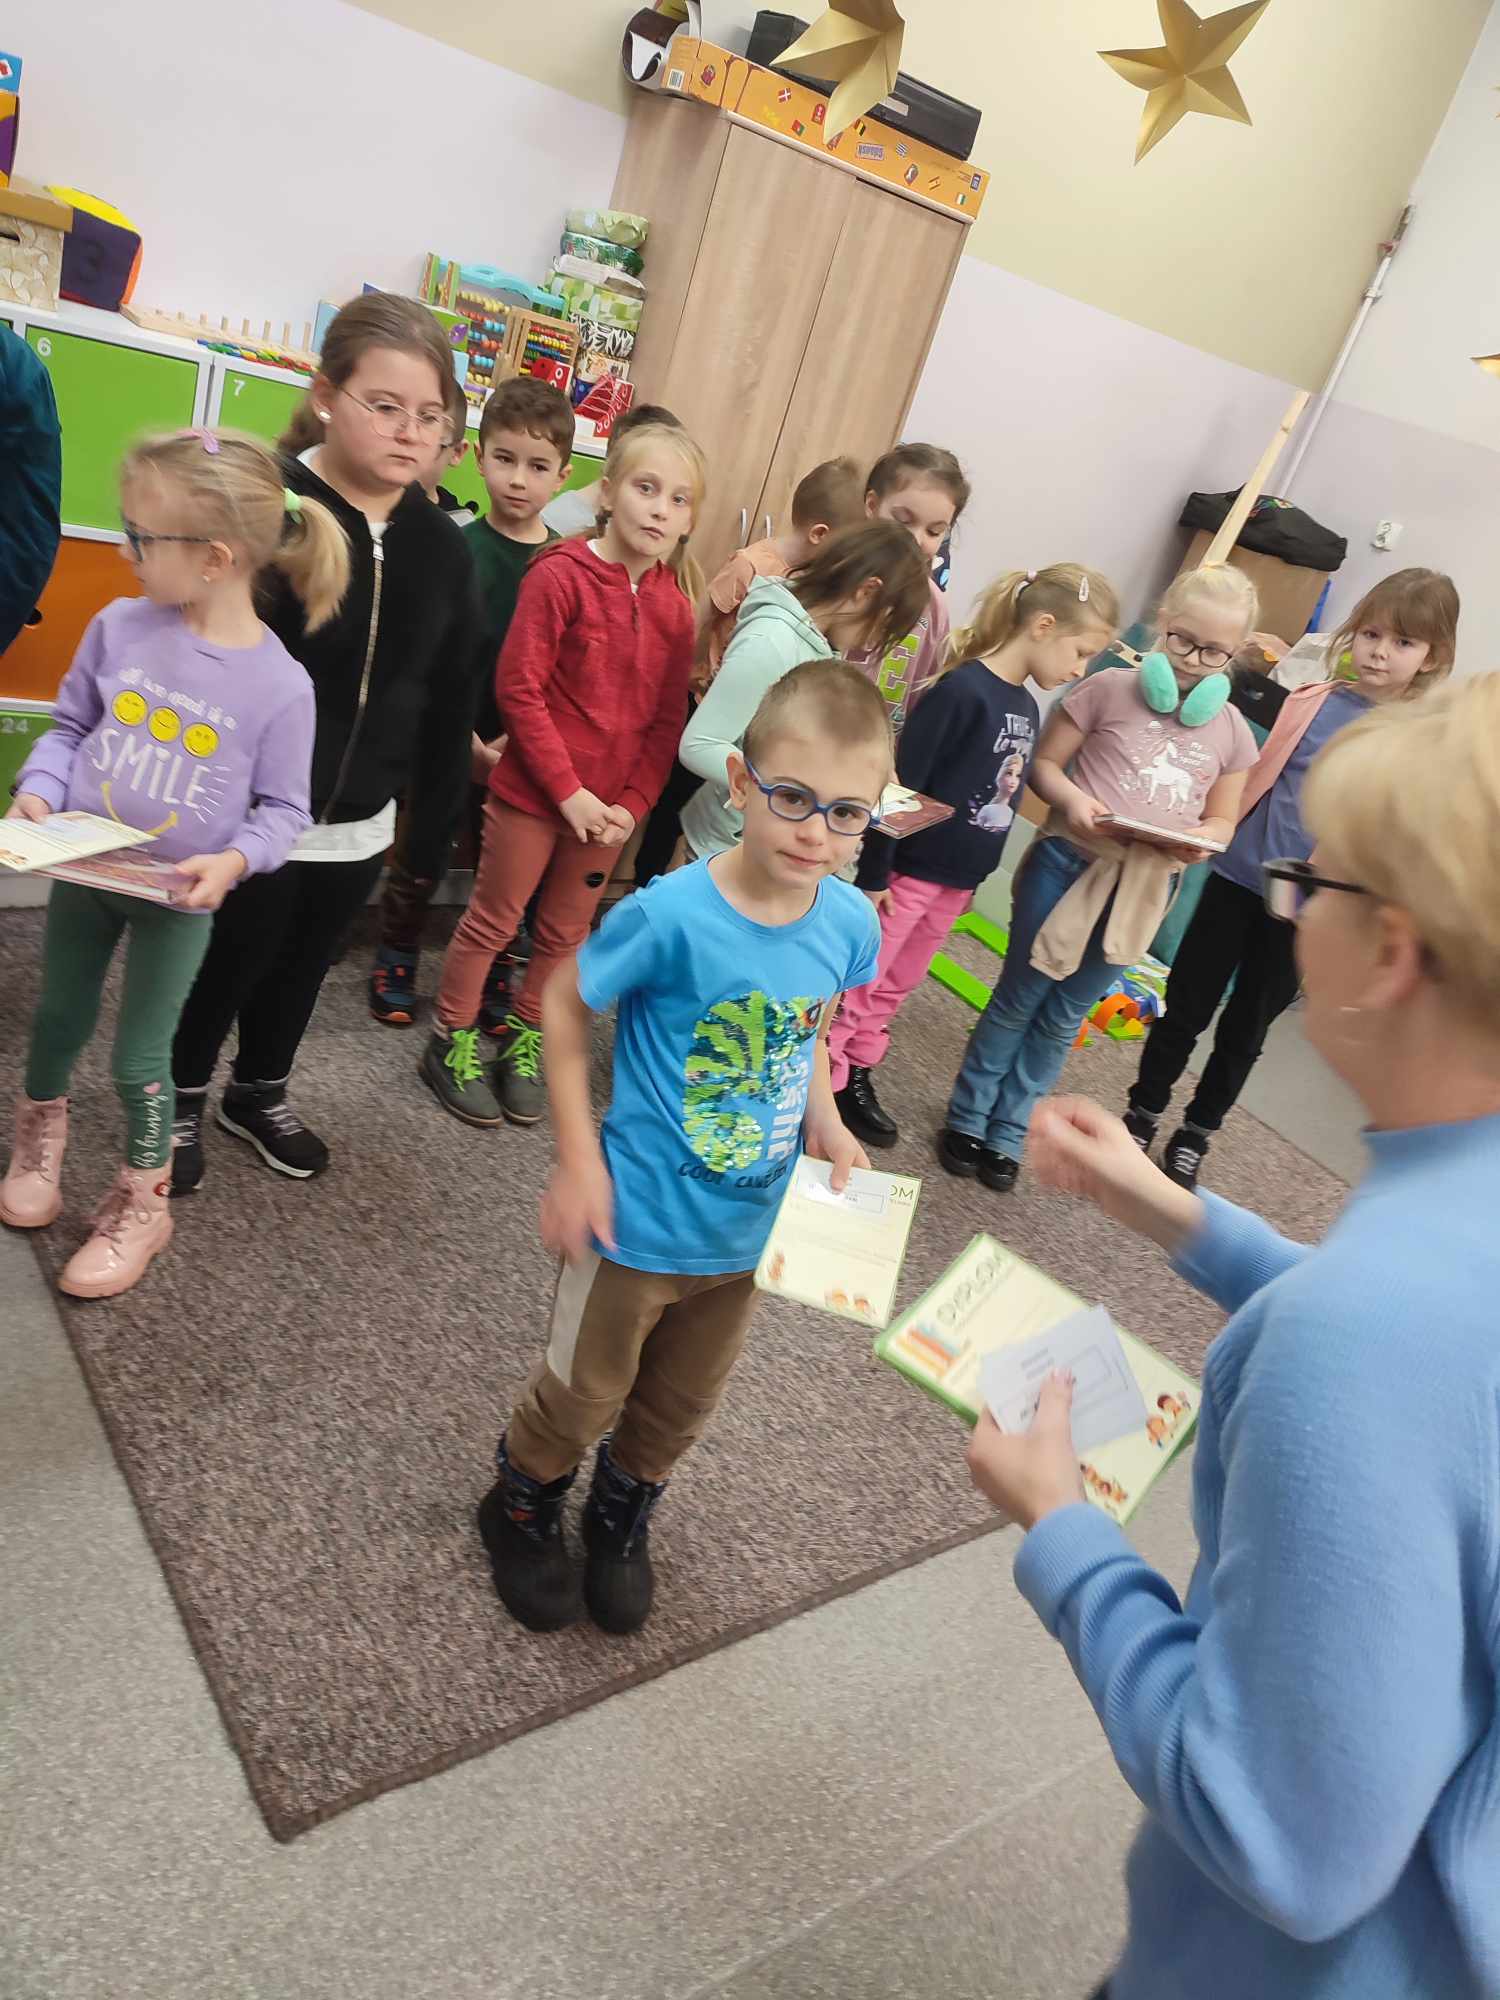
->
[1159, 562, 1259, 639]
[743, 657, 893, 773]
[1302, 673, 1500, 1021]
[122, 430, 351, 631]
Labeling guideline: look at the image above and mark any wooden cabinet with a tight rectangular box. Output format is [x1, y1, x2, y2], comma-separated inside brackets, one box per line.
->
[612, 96, 965, 572]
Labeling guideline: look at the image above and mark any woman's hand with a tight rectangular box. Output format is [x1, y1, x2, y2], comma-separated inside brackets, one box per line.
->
[1029, 1096, 1201, 1256]
[541, 1151, 616, 1262]
[966, 1374, 1086, 1530]
[174, 849, 248, 911]
[6, 792, 51, 823]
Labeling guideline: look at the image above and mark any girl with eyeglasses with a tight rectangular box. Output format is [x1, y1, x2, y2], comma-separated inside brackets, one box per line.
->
[938, 563, 1260, 1194]
[2, 428, 348, 1295]
[1125, 568, 1459, 1190]
[167, 293, 482, 1195]
[676, 521, 932, 863]
[965, 671, 1500, 2000]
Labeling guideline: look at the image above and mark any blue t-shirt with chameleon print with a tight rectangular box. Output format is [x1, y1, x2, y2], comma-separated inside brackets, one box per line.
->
[577, 860, 881, 1276]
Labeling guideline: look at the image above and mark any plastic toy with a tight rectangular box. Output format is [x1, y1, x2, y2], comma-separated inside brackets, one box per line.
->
[0, 52, 19, 188]
[121, 305, 319, 375]
[573, 373, 636, 439]
[47, 186, 141, 311]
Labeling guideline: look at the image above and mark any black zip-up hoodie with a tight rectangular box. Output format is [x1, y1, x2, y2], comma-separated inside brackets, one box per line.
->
[258, 454, 482, 833]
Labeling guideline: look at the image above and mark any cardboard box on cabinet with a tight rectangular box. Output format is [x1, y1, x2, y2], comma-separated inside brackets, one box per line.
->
[0, 180, 71, 310]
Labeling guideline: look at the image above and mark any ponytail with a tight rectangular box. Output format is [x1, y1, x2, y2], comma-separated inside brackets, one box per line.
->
[948, 563, 1120, 668]
[267, 492, 351, 632]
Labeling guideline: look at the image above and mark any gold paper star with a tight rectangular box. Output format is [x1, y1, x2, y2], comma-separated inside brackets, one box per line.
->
[772, 0, 905, 138]
[1475, 355, 1500, 380]
[1100, 0, 1272, 163]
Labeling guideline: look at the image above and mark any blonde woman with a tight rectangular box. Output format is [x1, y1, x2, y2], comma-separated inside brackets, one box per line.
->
[968, 673, 1500, 2000]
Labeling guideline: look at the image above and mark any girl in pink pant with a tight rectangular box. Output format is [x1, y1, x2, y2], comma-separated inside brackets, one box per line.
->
[830, 563, 1120, 1148]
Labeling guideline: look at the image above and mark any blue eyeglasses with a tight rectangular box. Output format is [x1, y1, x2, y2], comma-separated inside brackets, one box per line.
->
[744, 758, 881, 838]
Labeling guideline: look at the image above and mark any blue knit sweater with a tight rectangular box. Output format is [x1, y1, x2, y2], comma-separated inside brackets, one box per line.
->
[1016, 1114, 1500, 2000]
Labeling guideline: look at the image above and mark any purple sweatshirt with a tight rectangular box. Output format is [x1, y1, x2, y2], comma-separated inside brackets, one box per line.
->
[18, 597, 315, 876]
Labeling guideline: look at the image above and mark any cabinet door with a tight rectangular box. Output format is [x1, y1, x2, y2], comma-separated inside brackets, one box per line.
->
[216, 365, 305, 447]
[0, 538, 139, 703]
[655, 125, 854, 575]
[755, 183, 964, 533]
[27, 328, 201, 532]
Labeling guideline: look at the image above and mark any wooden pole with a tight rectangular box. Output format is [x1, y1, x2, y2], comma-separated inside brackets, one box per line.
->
[1202, 391, 1311, 566]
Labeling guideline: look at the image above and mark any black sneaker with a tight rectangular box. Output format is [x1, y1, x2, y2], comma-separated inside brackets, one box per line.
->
[1123, 1106, 1159, 1152]
[1162, 1125, 1210, 1190]
[834, 1065, 899, 1149]
[492, 1014, 546, 1126]
[478, 1440, 583, 1633]
[582, 1438, 667, 1635]
[369, 945, 418, 1027]
[217, 1085, 329, 1179]
[978, 1150, 1020, 1193]
[170, 1092, 206, 1198]
[937, 1127, 985, 1177]
[419, 1026, 503, 1127]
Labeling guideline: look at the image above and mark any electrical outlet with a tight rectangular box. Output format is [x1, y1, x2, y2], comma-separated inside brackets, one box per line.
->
[1373, 519, 1403, 550]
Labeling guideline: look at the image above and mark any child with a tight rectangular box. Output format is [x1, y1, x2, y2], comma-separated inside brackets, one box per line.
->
[850, 443, 971, 738]
[699, 456, 865, 676]
[1, 430, 346, 1295]
[832, 564, 1121, 1148]
[540, 401, 682, 539]
[1124, 566, 1459, 1188]
[421, 422, 705, 1129]
[168, 292, 480, 1192]
[939, 563, 1261, 1192]
[421, 374, 477, 515]
[677, 522, 931, 861]
[369, 375, 574, 1026]
[477, 659, 888, 1635]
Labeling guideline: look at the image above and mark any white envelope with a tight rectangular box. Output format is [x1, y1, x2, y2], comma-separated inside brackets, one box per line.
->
[980, 1305, 1148, 1456]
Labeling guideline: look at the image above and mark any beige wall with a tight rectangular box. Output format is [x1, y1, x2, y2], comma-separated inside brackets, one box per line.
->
[344, 0, 1488, 387]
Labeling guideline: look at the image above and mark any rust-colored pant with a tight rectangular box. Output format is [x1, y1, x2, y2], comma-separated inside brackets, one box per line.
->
[507, 1251, 759, 1484]
[435, 796, 615, 1030]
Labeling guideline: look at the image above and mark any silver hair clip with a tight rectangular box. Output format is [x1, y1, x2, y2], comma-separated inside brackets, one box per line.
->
[1078, 576, 1090, 604]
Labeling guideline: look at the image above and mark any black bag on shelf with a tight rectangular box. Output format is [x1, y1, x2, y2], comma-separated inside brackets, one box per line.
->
[1179, 491, 1347, 571]
[747, 10, 983, 161]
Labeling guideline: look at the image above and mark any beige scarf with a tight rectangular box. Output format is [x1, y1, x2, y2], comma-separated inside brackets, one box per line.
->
[1029, 814, 1183, 979]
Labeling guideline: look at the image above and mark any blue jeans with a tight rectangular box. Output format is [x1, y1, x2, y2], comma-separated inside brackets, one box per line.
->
[946, 837, 1118, 1157]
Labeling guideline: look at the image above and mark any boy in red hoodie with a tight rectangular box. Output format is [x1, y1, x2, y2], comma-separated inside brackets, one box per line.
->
[423, 424, 704, 1128]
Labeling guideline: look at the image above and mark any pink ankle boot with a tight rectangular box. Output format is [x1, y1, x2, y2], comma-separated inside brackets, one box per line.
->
[1, 1094, 68, 1228]
[58, 1164, 173, 1299]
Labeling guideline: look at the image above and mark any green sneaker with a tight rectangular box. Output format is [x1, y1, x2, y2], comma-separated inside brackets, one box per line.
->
[420, 1025, 503, 1128]
[494, 1014, 547, 1126]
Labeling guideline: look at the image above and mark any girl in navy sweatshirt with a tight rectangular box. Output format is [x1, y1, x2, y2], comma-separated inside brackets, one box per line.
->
[831, 563, 1120, 1149]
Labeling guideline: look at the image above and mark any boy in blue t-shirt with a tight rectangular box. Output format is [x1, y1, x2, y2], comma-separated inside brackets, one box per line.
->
[478, 659, 888, 1635]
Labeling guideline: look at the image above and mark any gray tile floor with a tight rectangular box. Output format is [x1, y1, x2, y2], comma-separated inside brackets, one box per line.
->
[1, 1006, 1362, 2000]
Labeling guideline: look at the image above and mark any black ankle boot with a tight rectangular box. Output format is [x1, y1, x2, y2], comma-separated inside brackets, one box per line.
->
[581, 1437, 667, 1635]
[835, 1064, 899, 1148]
[477, 1436, 584, 1632]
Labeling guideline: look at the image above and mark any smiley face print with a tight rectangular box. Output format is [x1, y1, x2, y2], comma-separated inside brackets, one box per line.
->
[112, 689, 148, 727]
[148, 707, 181, 743]
[182, 723, 220, 758]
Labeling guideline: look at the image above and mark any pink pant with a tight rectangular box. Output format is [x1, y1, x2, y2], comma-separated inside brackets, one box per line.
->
[436, 796, 616, 1030]
[828, 873, 973, 1090]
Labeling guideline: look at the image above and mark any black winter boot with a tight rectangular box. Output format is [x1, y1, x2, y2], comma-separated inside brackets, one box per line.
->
[834, 1064, 899, 1148]
[581, 1437, 668, 1635]
[477, 1436, 584, 1632]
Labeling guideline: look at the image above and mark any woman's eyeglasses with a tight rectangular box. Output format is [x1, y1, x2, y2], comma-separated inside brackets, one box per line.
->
[1263, 858, 1369, 924]
[339, 387, 447, 442]
[744, 758, 880, 838]
[1164, 628, 1235, 672]
[121, 518, 215, 562]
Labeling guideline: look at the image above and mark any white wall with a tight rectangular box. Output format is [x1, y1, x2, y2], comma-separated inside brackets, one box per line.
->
[10, 0, 626, 333]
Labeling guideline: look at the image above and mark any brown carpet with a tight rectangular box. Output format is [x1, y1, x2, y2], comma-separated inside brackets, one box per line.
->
[0, 908, 1349, 1840]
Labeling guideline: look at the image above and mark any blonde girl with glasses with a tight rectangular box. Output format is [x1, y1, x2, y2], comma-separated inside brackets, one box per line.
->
[2, 428, 348, 1296]
[167, 293, 483, 1195]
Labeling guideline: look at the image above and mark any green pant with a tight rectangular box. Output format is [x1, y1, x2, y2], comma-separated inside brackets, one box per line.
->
[26, 882, 213, 1169]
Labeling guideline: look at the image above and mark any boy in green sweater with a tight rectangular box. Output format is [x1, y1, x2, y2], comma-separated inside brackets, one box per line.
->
[371, 376, 575, 1025]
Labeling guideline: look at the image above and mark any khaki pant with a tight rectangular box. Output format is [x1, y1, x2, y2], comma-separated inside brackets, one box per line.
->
[507, 1251, 759, 1484]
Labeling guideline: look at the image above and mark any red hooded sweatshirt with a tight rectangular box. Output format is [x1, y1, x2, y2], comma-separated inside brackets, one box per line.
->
[491, 537, 694, 828]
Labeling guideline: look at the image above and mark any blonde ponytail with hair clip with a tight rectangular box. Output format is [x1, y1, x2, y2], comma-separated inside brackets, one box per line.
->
[946, 562, 1120, 670]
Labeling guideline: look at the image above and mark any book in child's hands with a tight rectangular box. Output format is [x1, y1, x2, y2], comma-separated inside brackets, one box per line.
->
[41, 850, 194, 906]
[876, 783, 956, 841]
[874, 1233, 1198, 1524]
[755, 1156, 921, 1329]
[0, 811, 155, 873]
[1096, 813, 1226, 854]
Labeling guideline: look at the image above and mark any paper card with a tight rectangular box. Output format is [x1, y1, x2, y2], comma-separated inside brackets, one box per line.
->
[0, 811, 155, 873]
[755, 1156, 920, 1328]
[1096, 814, 1226, 854]
[979, 1305, 1147, 1456]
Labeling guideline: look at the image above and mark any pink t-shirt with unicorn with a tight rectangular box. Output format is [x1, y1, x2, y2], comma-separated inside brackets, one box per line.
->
[1059, 666, 1256, 832]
